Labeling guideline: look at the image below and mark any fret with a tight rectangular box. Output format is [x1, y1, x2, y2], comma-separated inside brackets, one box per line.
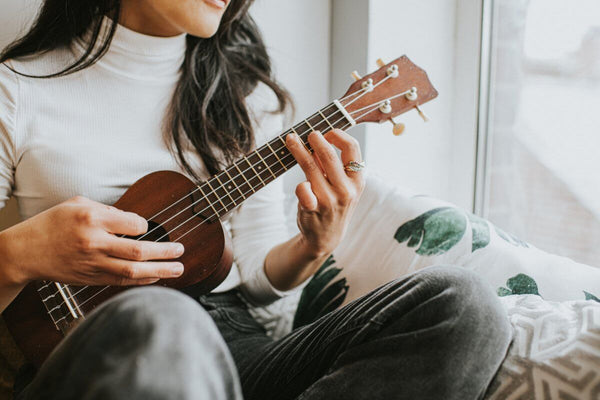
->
[278, 135, 288, 150]
[318, 110, 336, 131]
[224, 169, 245, 200]
[215, 174, 237, 206]
[266, 142, 287, 171]
[304, 118, 316, 132]
[233, 162, 255, 194]
[255, 149, 276, 180]
[290, 126, 311, 153]
[244, 156, 265, 187]
[205, 179, 229, 213]
[197, 184, 220, 217]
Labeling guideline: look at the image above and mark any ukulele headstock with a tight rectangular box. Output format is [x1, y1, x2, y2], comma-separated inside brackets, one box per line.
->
[338, 56, 438, 135]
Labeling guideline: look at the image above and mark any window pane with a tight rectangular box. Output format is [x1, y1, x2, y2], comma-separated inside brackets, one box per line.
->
[484, 0, 600, 266]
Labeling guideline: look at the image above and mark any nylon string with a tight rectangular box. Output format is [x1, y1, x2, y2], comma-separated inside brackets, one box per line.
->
[50, 82, 408, 313]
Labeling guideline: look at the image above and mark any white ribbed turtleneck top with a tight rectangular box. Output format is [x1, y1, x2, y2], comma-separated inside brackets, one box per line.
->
[0, 19, 291, 305]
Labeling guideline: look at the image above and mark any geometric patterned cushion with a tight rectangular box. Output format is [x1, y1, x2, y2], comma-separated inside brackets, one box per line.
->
[485, 295, 600, 399]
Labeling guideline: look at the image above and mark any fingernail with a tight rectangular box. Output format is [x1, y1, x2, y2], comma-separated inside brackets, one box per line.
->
[138, 217, 148, 232]
[171, 264, 184, 276]
[173, 243, 185, 256]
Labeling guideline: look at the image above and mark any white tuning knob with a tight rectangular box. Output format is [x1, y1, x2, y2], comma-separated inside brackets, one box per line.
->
[405, 87, 418, 101]
[351, 70, 362, 81]
[379, 100, 392, 114]
[386, 64, 399, 78]
[361, 78, 374, 92]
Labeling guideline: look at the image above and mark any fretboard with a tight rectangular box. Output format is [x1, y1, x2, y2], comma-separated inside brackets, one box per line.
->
[199, 102, 350, 219]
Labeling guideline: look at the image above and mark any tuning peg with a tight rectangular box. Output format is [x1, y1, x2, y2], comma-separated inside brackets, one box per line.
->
[351, 70, 362, 81]
[405, 87, 418, 101]
[415, 105, 430, 122]
[390, 117, 405, 136]
[376, 58, 386, 68]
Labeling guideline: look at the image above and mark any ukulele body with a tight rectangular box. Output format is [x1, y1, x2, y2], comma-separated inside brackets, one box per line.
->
[3, 170, 233, 368]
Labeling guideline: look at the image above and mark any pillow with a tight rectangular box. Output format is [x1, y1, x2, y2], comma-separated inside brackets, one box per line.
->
[275, 174, 600, 332]
[486, 295, 600, 399]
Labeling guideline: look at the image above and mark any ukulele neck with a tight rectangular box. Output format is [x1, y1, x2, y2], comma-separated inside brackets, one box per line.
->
[200, 101, 351, 219]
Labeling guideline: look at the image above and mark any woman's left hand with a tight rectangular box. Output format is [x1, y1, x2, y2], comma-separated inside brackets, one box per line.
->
[286, 129, 365, 260]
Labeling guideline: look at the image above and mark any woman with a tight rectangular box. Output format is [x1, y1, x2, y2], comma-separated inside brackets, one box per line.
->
[0, 0, 512, 399]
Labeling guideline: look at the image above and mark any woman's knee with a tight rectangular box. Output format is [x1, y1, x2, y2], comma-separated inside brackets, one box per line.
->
[385, 266, 512, 346]
[412, 265, 512, 350]
[89, 286, 222, 347]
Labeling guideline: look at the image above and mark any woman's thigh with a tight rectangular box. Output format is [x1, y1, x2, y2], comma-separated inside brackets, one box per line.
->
[206, 266, 511, 400]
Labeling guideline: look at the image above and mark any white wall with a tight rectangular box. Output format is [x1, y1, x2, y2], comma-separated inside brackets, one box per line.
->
[0, 0, 39, 46]
[250, 0, 332, 195]
[251, 0, 332, 122]
[329, 0, 479, 209]
[365, 0, 458, 201]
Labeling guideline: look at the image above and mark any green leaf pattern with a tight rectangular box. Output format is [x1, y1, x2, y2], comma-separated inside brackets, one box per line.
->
[394, 207, 467, 256]
[394, 207, 523, 256]
[496, 275, 599, 303]
[497, 273, 540, 297]
[468, 213, 491, 252]
[295, 208, 597, 329]
[584, 291, 600, 303]
[293, 256, 348, 329]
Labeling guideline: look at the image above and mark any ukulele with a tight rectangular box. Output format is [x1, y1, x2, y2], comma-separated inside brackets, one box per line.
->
[3, 55, 438, 368]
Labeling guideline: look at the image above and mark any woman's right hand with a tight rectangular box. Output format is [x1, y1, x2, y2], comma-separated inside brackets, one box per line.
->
[0, 196, 185, 288]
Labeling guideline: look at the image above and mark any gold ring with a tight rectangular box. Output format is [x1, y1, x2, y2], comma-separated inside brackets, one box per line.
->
[344, 160, 365, 172]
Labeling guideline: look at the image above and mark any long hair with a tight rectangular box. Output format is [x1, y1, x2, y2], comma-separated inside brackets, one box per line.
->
[0, 0, 292, 178]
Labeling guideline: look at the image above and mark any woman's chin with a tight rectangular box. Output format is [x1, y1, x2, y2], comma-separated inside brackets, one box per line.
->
[185, 16, 223, 38]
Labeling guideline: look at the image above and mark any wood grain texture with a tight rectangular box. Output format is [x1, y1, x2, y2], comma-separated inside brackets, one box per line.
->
[342, 55, 438, 124]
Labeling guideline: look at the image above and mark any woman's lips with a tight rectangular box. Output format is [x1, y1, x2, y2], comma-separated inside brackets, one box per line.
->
[203, 0, 228, 10]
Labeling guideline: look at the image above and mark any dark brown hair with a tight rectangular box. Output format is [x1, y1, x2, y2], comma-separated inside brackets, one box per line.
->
[0, 0, 292, 178]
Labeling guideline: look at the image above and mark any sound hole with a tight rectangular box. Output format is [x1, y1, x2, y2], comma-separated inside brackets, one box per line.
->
[130, 221, 170, 242]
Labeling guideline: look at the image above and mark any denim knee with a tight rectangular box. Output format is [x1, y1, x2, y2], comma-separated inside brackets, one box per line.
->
[93, 286, 221, 346]
[412, 265, 512, 351]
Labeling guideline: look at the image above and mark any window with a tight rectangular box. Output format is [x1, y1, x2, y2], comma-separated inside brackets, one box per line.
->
[478, 0, 600, 266]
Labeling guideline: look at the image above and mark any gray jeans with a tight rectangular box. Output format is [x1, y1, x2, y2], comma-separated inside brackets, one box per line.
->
[16, 266, 512, 400]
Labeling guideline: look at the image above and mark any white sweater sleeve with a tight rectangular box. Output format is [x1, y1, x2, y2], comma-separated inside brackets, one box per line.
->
[0, 63, 18, 211]
[229, 84, 296, 306]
